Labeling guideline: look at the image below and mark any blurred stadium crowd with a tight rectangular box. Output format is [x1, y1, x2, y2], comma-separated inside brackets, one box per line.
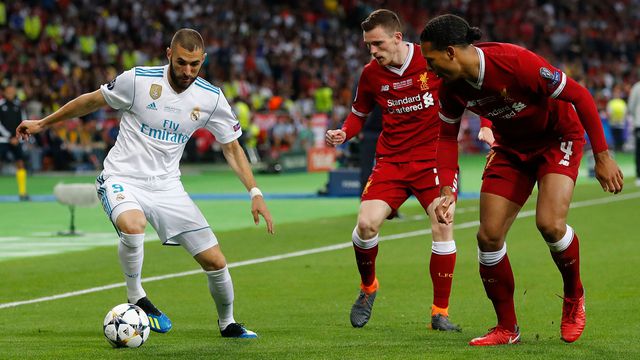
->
[0, 0, 639, 172]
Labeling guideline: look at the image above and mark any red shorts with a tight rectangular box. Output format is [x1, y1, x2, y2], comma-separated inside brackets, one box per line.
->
[361, 160, 441, 215]
[481, 138, 585, 206]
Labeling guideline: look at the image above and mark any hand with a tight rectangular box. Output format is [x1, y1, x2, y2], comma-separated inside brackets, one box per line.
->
[325, 129, 346, 146]
[477, 126, 495, 146]
[16, 120, 45, 141]
[251, 196, 274, 234]
[594, 150, 624, 194]
[433, 186, 456, 224]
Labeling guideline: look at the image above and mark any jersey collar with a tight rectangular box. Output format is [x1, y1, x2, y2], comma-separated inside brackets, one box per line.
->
[465, 46, 485, 89]
[385, 42, 413, 76]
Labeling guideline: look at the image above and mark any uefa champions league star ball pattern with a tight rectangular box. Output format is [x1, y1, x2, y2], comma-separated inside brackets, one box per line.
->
[103, 303, 151, 348]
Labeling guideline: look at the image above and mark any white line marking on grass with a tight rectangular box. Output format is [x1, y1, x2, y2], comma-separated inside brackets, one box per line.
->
[1, 192, 638, 310]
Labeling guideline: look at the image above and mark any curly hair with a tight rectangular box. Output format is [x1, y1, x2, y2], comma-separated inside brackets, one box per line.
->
[420, 14, 481, 50]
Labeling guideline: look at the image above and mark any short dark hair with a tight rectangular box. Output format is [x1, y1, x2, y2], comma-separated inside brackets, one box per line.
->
[361, 9, 403, 34]
[170, 28, 204, 52]
[420, 14, 482, 50]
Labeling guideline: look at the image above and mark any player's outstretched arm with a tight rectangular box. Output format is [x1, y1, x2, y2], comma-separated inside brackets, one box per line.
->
[16, 90, 107, 140]
[220, 139, 274, 234]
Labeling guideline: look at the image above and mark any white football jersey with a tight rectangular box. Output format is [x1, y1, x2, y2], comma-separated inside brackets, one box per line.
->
[99, 65, 241, 178]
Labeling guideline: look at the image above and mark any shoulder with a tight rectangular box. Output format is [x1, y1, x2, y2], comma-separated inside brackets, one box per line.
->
[133, 65, 165, 78]
[360, 61, 380, 86]
[478, 42, 531, 68]
[193, 77, 221, 96]
[479, 42, 527, 56]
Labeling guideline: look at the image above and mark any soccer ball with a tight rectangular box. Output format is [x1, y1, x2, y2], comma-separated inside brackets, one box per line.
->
[103, 303, 150, 348]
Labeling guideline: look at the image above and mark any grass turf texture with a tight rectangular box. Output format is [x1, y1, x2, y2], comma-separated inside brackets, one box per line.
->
[0, 154, 638, 359]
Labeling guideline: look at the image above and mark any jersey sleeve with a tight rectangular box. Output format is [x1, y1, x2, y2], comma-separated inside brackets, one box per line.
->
[100, 69, 136, 110]
[350, 68, 376, 118]
[516, 49, 566, 99]
[205, 92, 242, 144]
[438, 86, 465, 124]
[436, 120, 460, 195]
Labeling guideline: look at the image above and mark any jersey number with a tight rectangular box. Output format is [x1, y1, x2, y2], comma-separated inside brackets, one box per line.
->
[112, 184, 124, 193]
[558, 141, 573, 166]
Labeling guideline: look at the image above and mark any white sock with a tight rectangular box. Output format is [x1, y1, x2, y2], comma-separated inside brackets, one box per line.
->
[432, 240, 456, 255]
[546, 225, 574, 253]
[118, 232, 146, 303]
[206, 266, 236, 330]
[352, 226, 379, 249]
[478, 243, 507, 266]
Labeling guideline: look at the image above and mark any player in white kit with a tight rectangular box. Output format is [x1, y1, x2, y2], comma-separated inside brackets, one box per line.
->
[16, 29, 274, 339]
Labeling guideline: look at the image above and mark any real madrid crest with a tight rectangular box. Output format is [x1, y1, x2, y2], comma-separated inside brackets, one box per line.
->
[190, 107, 200, 121]
[150, 84, 162, 100]
[419, 72, 429, 91]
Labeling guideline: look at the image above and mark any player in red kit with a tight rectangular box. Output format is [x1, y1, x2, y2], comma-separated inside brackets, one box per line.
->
[326, 9, 463, 332]
[420, 14, 624, 346]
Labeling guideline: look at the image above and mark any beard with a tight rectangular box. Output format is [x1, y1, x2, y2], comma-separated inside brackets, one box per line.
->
[169, 62, 197, 92]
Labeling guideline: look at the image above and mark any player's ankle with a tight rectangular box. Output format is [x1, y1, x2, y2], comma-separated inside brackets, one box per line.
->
[360, 278, 379, 294]
[431, 304, 449, 317]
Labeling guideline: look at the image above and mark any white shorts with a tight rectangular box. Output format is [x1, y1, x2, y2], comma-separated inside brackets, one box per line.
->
[96, 173, 218, 255]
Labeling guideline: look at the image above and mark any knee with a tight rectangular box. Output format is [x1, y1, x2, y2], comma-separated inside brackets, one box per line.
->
[116, 215, 146, 235]
[196, 246, 227, 271]
[431, 220, 453, 241]
[536, 219, 566, 242]
[201, 255, 227, 271]
[476, 227, 504, 251]
[356, 218, 380, 240]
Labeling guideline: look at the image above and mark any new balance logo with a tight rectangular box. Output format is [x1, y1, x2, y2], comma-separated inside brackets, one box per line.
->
[146, 102, 158, 110]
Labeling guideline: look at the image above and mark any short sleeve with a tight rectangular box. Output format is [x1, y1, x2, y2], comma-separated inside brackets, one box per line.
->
[516, 49, 566, 99]
[100, 69, 135, 110]
[205, 92, 242, 144]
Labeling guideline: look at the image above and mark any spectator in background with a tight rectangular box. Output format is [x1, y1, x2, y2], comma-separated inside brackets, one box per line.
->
[606, 87, 628, 152]
[0, 1, 638, 169]
[628, 80, 640, 186]
[0, 84, 29, 200]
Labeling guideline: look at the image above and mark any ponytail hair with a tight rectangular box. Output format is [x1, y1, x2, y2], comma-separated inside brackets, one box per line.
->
[420, 14, 481, 50]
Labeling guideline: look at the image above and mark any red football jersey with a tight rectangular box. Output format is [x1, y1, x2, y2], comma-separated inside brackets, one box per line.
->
[352, 43, 442, 162]
[438, 42, 584, 153]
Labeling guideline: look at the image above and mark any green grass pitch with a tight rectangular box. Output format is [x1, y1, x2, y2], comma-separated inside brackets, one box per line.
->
[0, 154, 638, 359]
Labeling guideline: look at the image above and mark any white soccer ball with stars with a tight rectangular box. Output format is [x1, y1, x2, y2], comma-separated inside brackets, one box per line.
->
[103, 303, 150, 348]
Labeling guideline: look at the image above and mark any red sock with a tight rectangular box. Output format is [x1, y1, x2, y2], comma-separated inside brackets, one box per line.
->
[354, 243, 378, 291]
[430, 252, 456, 310]
[550, 232, 583, 298]
[480, 254, 517, 331]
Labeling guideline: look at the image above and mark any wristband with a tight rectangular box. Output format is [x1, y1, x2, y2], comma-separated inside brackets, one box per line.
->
[249, 187, 263, 199]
